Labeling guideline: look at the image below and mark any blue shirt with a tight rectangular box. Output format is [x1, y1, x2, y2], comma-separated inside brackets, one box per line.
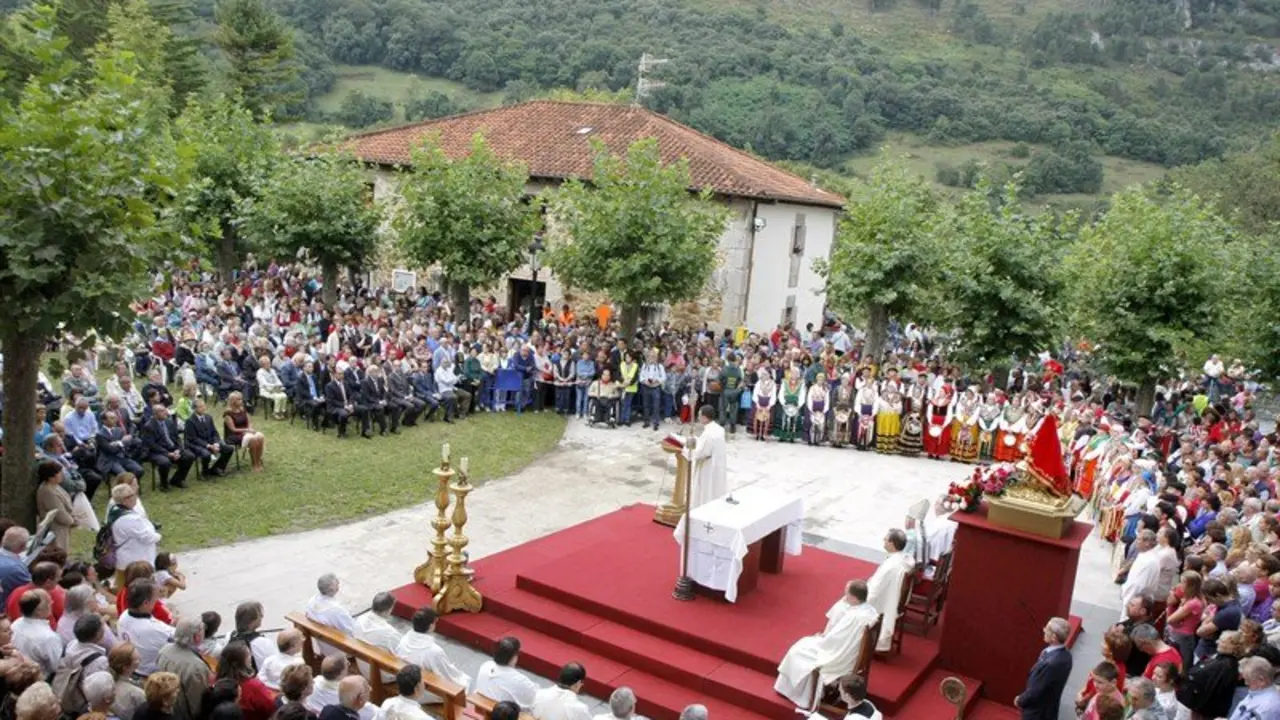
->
[1229, 685, 1280, 720]
[575, 359, 596, 384]
[639, 363, 666, 387]
[0, 550, 31, 608]
[63, 410, 99, 444]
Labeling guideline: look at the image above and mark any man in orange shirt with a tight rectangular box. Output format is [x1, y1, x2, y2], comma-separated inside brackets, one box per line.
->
[595, 301, 612, 330]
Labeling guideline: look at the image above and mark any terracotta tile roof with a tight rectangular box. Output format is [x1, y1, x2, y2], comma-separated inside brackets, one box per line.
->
[343, 100, 845, 209]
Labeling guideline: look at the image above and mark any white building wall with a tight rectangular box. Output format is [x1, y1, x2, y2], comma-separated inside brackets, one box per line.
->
[715, 199, 755, 328]
[744, 202, 837, 333]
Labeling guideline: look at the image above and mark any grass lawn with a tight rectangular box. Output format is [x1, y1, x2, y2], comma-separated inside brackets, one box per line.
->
[69, 410, 566, 555]
[314, 65, 505, 121]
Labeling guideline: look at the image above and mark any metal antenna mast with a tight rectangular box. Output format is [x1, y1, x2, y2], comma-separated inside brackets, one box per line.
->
[634, 53, 669, 106]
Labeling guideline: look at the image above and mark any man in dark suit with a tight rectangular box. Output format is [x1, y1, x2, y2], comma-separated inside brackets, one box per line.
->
[141, 404, 194, 490]
[385, 361, 424, 429]
[294, 361, 326, 431]
[1015, 617, 1073, 720]
[358, 365, 390, 438]
[410, 360, 441, 423]
[184, 398, 233, 476]
[325, 367, 355, 438]
[95, 410, 144, 479]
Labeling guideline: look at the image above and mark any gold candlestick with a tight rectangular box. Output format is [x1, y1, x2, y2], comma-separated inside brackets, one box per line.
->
[435, 461, 483, 613]
[412, 456, 454, 591]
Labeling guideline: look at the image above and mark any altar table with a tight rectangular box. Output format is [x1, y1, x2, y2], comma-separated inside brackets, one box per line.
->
[673, 486, 804, 602]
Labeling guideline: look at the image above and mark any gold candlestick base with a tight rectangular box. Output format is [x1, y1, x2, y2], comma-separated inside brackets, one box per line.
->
[654, 441, 690, 527]
[435, 469, 483, 613]
[414, 462, 455, 592]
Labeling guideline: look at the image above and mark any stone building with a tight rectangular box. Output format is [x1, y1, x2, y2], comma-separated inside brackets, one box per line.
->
[345, 100, 844, 332]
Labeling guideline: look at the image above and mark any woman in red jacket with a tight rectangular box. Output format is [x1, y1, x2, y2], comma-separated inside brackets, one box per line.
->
[218, 641, 278, 720]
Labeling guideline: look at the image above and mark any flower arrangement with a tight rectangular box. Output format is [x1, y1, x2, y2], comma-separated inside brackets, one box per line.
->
[943, 463, 1016, 512]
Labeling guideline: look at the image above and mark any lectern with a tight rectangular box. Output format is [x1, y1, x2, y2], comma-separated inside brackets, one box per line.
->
[654, 440, 690, 526]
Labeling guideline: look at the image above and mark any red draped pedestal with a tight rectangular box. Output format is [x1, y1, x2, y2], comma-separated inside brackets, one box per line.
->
[938, 504, 1089, 705]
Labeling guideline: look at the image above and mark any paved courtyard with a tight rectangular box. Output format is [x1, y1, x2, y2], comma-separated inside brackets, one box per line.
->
[168, 418, 1117, 715]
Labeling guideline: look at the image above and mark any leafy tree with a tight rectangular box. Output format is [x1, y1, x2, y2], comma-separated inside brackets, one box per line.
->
[243, 152, 382, 305]
[1023, 142, 1104, 195]
[403, 88, 458, 122]
[1063, 187, 1237, 411]
[1168, 133, 1280, 236]
[333, 89, 393, 127]
[174, 94, 280, 283]
[393, 134, 542, 316]
[0, 1, 190, 524]
[813, 162, 940, 362]
[931, 179, 1063, 374]
[550, 138, 729, 337]
[214, 0, 300, 119]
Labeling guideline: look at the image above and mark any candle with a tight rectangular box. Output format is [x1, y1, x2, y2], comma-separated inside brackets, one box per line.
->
[442, 443, 450, 463]
[461, 457, 469, 474]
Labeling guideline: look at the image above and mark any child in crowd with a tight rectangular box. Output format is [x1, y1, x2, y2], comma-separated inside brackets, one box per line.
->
[154, 552, 187, 598]
[1080, 662, 1123, 720]
[200, 611, 225, 658]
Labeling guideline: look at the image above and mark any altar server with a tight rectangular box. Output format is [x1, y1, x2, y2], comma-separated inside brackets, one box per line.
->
[473, 636, 540, 710]
[774, 580, 879, 709]
[396, 608, 471, 701]
[684, 405, 728, 508]
[532, 662, 591, 720]
[867, 529, 916, 653]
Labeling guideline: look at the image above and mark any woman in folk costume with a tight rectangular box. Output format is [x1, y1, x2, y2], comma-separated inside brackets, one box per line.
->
[806, 372, 830, 446]
[751, 365, 778, 441]
[1076, 419, 1114, 502]
[854, 378, 879, 450]
[976, 392, 1003, 461]
[949, 386, 981, 463]
[923, 379, 955, 460]
[874, 369, 904, 454]
[993, 393, 1028, 462]
[896, 392, 924, 457]
[777, 366, 806, 443]
[831, 373, 856, 448]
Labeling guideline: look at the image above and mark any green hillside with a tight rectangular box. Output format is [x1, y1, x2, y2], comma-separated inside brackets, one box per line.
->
[313, 65, 504, 121]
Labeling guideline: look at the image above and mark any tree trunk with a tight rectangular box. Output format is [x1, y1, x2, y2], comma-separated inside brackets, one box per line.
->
[1137, 377, 1158, 418]
[217, 222, 237, 288]
[321, 259, 339, 307]
[620, 304, 641, 340]
[864, 303, 889, 366]
[0, 331, 44, 528]
[449, 280, 470, 330]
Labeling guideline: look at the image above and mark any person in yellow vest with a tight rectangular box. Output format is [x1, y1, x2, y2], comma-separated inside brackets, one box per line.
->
[618, 351, 639, 426]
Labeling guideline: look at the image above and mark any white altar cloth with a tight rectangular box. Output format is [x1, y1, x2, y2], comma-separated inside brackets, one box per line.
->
[673, 486, 804, 602]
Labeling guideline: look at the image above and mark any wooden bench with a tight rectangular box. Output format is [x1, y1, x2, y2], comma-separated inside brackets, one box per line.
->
[285, 612, 465, 720]
[465, 693, 536, 720]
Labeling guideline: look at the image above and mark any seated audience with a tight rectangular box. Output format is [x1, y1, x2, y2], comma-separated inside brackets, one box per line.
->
[395, 609, 469, 700]
[376, 665, 428, 720]
[304, 655, 374, 720]
[774, 580, 878, 708]
[6, 562, 65, 626]
[592, 687, 647, 720]
[0, 527, 32, 608]
[257, 630, 305, 691]
[317, 677, 369, 720]
[12, 591, 62, 677]
[531, 663, 590, 720]
[229, 602, 274, 672]
[473, 636, 540, 710]
[135, 672, 181, 720]
[57, 585, 117, 650]
[222, 392, 266, 472]
[217, 642, 275, 720]
[183, 400, 234, 478]
[58, 612, 112, 684]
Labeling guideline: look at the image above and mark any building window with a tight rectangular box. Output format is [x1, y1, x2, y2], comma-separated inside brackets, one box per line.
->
[788, 213, 806, 288]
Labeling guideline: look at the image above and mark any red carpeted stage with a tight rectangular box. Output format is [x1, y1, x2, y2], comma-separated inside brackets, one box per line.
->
[390, 505, 1020, 720]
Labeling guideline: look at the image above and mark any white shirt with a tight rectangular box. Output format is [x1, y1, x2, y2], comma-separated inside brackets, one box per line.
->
[305, 593, 355, 656]
[112, 511, 160, 569]
[395, 631, 470, 691]
[13, 616, 64, 676]
[245, 634, 275, 673]
[531, 686, 591, 720]
[472, 660, 540, 710]
[117, 611, 174, 676]
[378, 696, 430, 720]
[257, 650, 305, 690]
[354, 613, 403, 653]
[1121, 549, 1162, 618]
[306, 677, 377, 720]
[593, 714, 650, 720]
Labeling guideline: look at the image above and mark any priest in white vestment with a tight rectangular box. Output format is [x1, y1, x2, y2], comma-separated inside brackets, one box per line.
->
[924, 496, 958, 580]
[472, 636, 541, 710]
[380, 665, 432, 720]
[684, 405, 729, 508]
[354, 592, 404, 682]
[531, 662, 591, 720]
[396, 608, 471, 702]
[774, 579, 880, 710]
[1121, 530, 1161, 620]
[305, 573, 355, 656]
[866, 529, 916, 653]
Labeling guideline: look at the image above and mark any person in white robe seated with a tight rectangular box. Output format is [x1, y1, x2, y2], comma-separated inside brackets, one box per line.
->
[867, 529, 916, 653]
[395, 608, 470, 701]
[492, 702, 521, 720]
[378, 665, 432, 720]
[903, 499, 931, 569]
[592, 687, 648, 720]
[774, 579, 880, 710]
[354, 592, 404, 683]
[807, 674, 882, 720]
[257, 629, 306, 690]
[307, 654, 378, 720]
[531, 662, 591, 720]
[305, 573, 355, 655]
[473, 636, 541, 710]
[924, 496, 958, 580]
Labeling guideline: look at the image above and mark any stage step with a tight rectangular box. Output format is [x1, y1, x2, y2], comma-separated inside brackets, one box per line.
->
[886, 669, 981, 719]
[966, 699, 1021, 719]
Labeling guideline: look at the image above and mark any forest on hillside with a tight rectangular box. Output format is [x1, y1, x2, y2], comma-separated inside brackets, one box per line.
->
[4, 0, 1279, 182]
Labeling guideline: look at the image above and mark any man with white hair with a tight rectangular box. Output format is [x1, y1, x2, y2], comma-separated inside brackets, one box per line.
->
[57, 585, 117, 649]
[14, 681, 60, 720]
[157, 617, 211, 720]
[109, 484, 161, 570]
[1125, 677, 1161, 720]
[678, 705, 707, 720]
[319, 675, 371, 720]
[1230, 657, 1280, 719]
[308, 654, 377, 720]
[306, 573, 355, 656]
[82, 671, 116, 716]
[592, 687, 647, 720]
[0, 527, 32, 607]
[1013, 617, 1072, 720]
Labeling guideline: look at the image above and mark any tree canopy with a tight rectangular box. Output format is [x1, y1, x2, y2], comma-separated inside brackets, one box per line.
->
[549, 137, 728, 336]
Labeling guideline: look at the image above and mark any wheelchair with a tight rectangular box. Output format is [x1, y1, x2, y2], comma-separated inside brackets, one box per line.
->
[586, 396, 619, 428]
